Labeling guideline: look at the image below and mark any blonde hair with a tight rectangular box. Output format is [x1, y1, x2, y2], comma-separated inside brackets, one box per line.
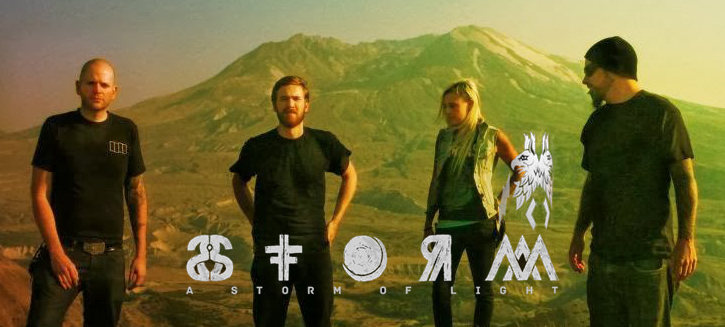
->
[438, 79, 484, 175]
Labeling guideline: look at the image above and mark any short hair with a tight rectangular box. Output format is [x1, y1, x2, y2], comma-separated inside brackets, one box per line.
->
[271, 76, 309, 103]
[78, 58, 115, 81]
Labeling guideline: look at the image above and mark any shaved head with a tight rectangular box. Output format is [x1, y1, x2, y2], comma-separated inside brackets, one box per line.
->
[76, 58, 118, 112]
[79, 58, 116, 85]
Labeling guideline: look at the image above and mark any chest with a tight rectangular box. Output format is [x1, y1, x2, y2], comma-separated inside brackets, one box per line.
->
[584, 109, 663, 168]
[256, 138, 329, 183]
[55, 124, 131, 178]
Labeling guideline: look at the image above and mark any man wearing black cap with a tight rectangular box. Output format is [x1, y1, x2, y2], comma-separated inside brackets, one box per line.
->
[568, 37, 698, 327]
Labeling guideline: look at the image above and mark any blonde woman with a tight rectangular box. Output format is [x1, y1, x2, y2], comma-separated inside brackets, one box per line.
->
[424, 80, 521, 327]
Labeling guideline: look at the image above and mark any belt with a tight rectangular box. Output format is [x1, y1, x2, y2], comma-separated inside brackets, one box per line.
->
[60, 238, 122, 255]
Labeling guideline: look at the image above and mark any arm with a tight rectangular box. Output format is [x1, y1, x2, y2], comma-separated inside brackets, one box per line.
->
[425, 133, 443, 237]
[495, 130, 523, 199]
[670, 158, 698, 280]
[326, 161, 358, 244]
[125, 174, 148, 289]
[31, 167, 79, 289]
[569, 173, 594, 273]
[232, 173, 255, 225]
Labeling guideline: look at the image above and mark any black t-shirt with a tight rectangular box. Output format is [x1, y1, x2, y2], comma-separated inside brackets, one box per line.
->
[32, 110, 146, 242]
[230, 127, 351, 250]
[580, 90, 694, 261]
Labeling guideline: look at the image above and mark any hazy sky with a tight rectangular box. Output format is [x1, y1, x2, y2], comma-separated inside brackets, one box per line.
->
[1, 0, 723, 132]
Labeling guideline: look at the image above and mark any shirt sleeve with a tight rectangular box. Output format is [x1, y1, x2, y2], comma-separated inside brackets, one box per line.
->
[326, 132, 352, 176]
[31, 118, 56, 172]
[661, 105, 694, 163]
[580, 120, 591, 171]
[229, 139, 257, 181]
[127, 121, 146, 177]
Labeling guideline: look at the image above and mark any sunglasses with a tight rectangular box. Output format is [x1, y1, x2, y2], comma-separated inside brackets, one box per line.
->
[584, 63, 598, 77]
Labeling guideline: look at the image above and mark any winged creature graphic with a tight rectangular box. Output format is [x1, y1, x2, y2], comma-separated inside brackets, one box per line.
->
[511, 133, 540, 210]
[500, 132, 554, 229]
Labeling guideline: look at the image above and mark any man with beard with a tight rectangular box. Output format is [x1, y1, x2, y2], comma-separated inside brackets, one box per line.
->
[230, 75, 357, 326]
[27, 59, 147, 327]
[568, 37, 698, 327]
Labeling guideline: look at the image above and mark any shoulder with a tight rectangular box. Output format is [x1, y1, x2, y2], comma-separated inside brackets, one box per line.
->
[478, 121, 499, 142]
[306, 127, 335, 138]
[44, 110, 79, 126]
[305, 127, 341, 144]
[480, 121, 498, 133]
[638, 90, 680, 115]
[108, 112, 140, 129]
[244, 129, 276, 147]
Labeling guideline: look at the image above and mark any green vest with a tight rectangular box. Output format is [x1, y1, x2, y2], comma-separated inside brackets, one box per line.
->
[426, 122, 499, 221]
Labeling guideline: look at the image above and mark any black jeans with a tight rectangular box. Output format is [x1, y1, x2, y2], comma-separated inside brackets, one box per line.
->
[432, 220, 497, 327]
[587, 253, 674, 327]
[251, 239, 333, 327]
[26, 245, 125, 327]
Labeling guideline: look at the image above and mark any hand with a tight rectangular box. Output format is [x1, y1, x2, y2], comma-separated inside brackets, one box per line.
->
[127, 255, 147, 290]
[325, 220, 340, 245]
[49, 249, 79, 290]
[513, 165, 525, 180]
[568, 234, 586, 273]
[672, 238, 697, 281]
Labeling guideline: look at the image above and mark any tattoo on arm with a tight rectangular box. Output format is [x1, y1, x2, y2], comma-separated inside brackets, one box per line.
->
[574, 174, 594, 237]
[671, 159, 698, 240]
[126, 175, 148, 255]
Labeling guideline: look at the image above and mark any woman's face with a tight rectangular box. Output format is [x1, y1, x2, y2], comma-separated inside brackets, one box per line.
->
[443, 93, 471, 127]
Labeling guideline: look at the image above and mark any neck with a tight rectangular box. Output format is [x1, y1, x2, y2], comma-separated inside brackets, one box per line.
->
[79, 107, 108, 122]
[277, 122, 304, 139]
[604, 79, 641, 105]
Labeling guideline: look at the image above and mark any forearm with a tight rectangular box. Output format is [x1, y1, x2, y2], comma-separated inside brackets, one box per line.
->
[573, 175, 594, 238]
[232, 174, 255, 225]
[672, 160, 698, 241]
[31, 168, 63, 254]
[126, 176, 148, 257]
[675, 182, 698, 240]
[331, 163, 357, 223]
[32, 195, 64, 253]
[425, 179, 438, 229]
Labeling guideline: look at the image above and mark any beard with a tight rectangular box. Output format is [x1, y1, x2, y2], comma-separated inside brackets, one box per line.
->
[588, 89, 605, 109]
[276, 109, 306, 128]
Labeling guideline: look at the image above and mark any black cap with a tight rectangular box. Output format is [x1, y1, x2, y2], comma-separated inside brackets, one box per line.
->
[585, 36, 638, 80]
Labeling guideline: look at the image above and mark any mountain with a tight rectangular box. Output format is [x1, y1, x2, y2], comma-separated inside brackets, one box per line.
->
[1, 25, 724, 326]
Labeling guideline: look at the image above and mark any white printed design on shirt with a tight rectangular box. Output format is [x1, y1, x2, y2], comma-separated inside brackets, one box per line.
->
[108, 141, 128, 155]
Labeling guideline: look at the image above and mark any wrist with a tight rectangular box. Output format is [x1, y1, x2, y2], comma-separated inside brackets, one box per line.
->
[134, 246, 147, 258]
[677, 237, 694, 243]
[572, 229, 587, 240]
[47, 243, 65, 256]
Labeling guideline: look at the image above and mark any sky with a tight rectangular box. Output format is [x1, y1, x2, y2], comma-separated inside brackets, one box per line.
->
[1, 0, 723, 132]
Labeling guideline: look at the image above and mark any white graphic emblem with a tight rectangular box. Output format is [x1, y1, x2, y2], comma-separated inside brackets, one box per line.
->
[186, 235, 234, 281]
[500, 133, 553, 229]
[265, 234, 303, 281]
[343, 236, 388, 281]
[108, 141, 128, 154]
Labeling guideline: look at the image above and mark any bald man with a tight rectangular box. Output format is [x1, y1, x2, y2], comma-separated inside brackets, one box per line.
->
[27, 59, 147, 327]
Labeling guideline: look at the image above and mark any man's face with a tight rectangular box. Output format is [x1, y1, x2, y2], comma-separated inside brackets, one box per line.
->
[581, 60, 612, 109]
[273, 85, 309, 128]
[75, 62, 117, 111]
